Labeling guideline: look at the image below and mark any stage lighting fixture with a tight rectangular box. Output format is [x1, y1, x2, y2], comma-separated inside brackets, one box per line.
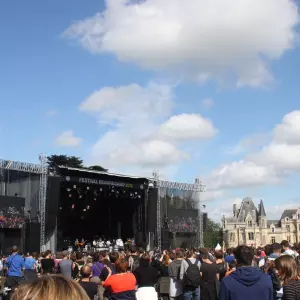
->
[69, 194, 72, 198]
[135, 192, 137, 195]
[73, 185, 76, 189]
[94, 198, 96, 201]
[72, 204, 75, 209]
[87, 187, 90, 190]
[87, 206, 90, 210]
[138, 195, 141, 198]
[60, 207, 62, 210]
[100, 188, 102, 192]
[83, 209, 87, 212]
[79, 195, 83, 199]
[67, 188, 71, 192]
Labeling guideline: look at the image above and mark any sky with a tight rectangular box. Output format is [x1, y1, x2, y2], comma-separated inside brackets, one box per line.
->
[1, 0, 300, 221]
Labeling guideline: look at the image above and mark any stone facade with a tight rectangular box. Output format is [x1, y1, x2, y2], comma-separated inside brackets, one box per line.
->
[222, 197, 300, 248]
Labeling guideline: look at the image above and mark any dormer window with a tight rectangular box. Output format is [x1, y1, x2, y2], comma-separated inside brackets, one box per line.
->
[298, 214, 300, 220]
[271, 227, 275, 233]
[286, 217, 289, 221]
[248, 220, 252, 226]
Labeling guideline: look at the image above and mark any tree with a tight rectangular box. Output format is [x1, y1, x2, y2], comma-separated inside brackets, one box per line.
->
[87, 165, 108, 172]
[47, 155, 108, 172]
[47, 155, 84, 169]
[203, 218, 223, 248]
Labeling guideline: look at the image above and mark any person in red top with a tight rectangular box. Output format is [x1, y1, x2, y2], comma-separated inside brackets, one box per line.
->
[103, 259, 136, 300]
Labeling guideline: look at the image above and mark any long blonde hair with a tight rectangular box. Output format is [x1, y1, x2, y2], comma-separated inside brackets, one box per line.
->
[12, 275, 89, 300]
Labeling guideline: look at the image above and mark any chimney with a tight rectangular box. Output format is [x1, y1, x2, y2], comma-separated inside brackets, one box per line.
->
[233, 204, 237, 217]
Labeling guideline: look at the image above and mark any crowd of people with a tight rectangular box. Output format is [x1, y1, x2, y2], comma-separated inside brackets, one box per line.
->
[1, 240, 300, 300]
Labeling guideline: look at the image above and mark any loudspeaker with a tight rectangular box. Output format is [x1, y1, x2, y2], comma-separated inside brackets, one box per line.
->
[24, 222, 40, 253]
[203, 212, 208, 230]
[147, 188, 158, 232]
[161, 228, 171, 250]
[135, 231, 145, 248]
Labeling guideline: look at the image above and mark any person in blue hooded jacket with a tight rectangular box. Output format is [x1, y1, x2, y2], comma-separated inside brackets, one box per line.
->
[219, 245, 273, 300]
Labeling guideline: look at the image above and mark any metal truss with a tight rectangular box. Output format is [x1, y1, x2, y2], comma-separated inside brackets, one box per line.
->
[0, 159, 43, 174]
[153, 172, 206, 249]
[152, 170, 161, 250]
[157, 180, 205, 192]
[0, 156, 48, 252]
[39, 154, 48, 252]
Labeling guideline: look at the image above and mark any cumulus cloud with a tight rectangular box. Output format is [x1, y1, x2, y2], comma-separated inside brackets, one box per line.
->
[64, 0, 299, 87]
[80, 83, 217, 174]
[56, 130, 82, 147]
[207, 110, 300, 190]
[159, 113, 218, 141]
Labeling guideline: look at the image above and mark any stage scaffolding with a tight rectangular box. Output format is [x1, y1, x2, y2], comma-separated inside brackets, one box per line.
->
[0, 155, 48, 252]
[152, 170, 206, 250]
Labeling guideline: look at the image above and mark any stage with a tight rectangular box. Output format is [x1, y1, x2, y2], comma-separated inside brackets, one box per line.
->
[0, 158, 206, 252]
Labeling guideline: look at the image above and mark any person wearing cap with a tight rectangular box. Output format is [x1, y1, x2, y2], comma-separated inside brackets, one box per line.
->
[57, 250, 75, 279]
[4, 246, 25, 290]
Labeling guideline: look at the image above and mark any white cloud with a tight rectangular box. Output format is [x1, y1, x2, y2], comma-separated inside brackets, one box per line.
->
[159, 113, 218, 141]
[210, 197, 242, 221]
[64, 0, 299, 87]
[55, 130, 82, 147]
[201, 98, 214, 110]
[80, 83, 217, 174]
[207, 160, 281, 190]
[207, 110, 300, 191]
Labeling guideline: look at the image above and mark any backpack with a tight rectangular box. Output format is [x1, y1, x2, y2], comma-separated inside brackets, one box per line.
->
[184, 259, 201, 287]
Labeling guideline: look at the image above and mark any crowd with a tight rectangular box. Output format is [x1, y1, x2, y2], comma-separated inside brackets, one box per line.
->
[1, 240, 300, 300]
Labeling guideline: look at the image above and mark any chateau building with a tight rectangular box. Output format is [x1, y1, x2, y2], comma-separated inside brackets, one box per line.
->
[222, 197, 300, 248]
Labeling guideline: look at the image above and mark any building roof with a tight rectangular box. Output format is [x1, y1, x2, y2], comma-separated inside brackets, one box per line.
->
[258, 199, 266, 217]
[280, 209, 297, 220]
[267, 220, 280, 228]
[237, 197, 258, 223]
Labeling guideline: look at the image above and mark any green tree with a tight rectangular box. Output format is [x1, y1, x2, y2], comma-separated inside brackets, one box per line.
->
[47, 155, 107, 172]
[47, 155, 84, 168]
[203, 218, 223, 248]
[87, 165, 108, 172]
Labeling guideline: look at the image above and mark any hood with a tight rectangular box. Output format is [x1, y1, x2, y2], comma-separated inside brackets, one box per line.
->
[230, 267, 263, 286]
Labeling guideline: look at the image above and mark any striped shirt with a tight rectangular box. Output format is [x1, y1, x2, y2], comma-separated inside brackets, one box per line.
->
[283, 280, 300, 300]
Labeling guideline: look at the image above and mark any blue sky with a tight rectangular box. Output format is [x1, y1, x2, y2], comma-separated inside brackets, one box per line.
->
[1, 0, 300, 220]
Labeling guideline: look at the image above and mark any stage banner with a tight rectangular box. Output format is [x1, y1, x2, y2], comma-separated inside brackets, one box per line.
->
[62, 176, 145, 190]
[0, 196, 26, 228]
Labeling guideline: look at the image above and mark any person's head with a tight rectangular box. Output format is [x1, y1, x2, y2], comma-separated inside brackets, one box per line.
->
[264, 244, 272, 256]
[215, 250, 224, 260]
[162, 255, 170, 266]
[80, 265, 92, 279]
[199, 248, 209, 260]
[76, 252, 83, 260]
[12, 246, 18, 253]
[115, 259, 129, 273]
[176, 250, 184, 259]
[234, 245, 254, 267]
[93, 253, 100, 263]
[281, 240, 290, 251]
[109, 252, 119, 264]
[43, 250, 52, 259]
[275, 255, 299, 284]
[272, 243, 282, 256]
[11, 275, 89, 300]
[140, 253, 150, 267]
[186, 250, 195, 259]
[62, 251, 69, 259]
[228, 262, 236, 271]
